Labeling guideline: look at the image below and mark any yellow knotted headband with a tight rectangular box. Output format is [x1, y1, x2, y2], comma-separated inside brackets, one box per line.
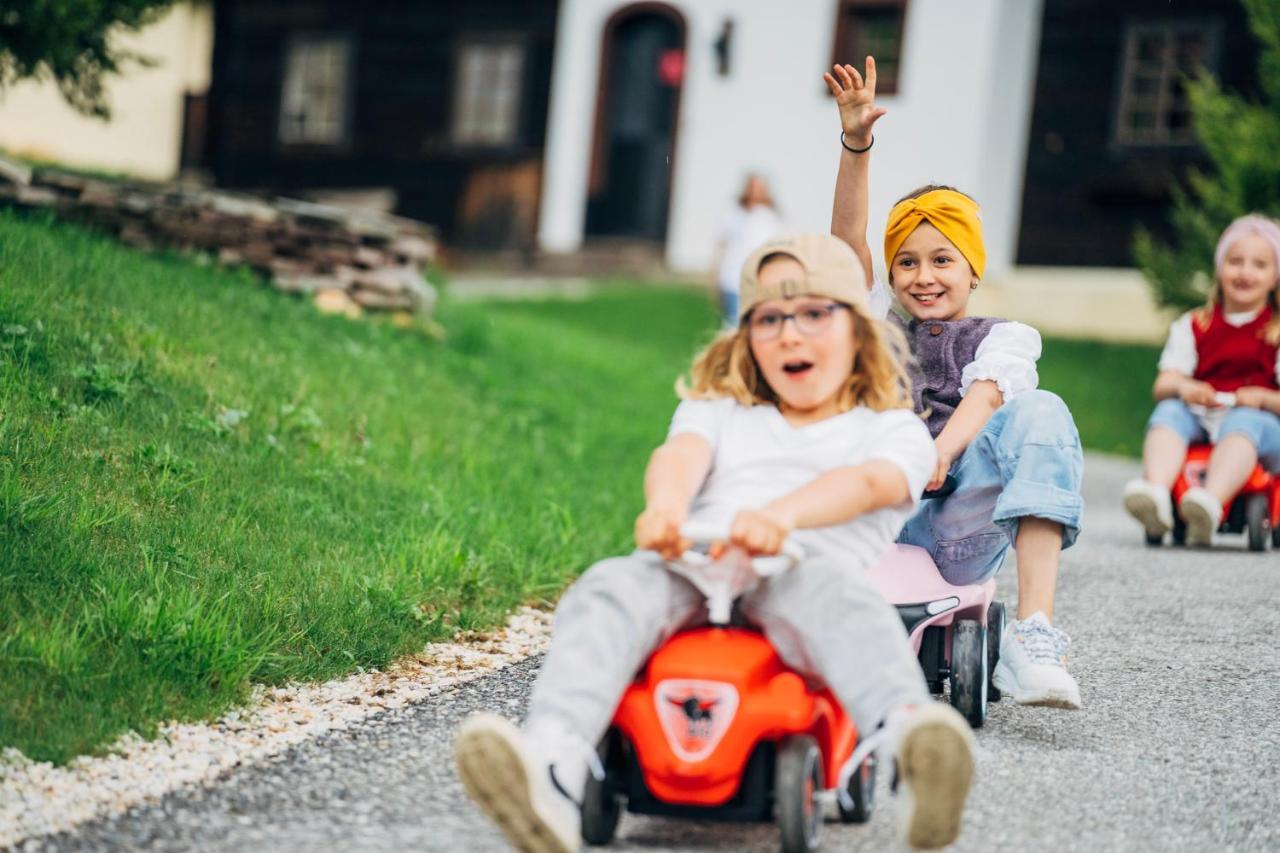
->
[883, 189, 986, 280]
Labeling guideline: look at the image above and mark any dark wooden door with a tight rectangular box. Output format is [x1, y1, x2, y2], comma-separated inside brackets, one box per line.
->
[586, 11, 683, 242]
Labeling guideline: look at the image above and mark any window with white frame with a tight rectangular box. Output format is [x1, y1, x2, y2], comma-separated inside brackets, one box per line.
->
[279, 34, 353, 146]
[452, 42, 525, 147]
[1114, 22, 1219, 146]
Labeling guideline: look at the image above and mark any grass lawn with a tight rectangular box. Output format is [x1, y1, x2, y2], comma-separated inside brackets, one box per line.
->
[0, 212, 1158, 763]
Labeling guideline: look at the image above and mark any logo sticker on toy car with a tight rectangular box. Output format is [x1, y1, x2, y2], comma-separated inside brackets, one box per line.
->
[654, 679, 739, 762]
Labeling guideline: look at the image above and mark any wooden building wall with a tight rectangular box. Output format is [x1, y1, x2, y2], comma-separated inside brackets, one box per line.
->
[206, 1, 558, 250]
[1017, 0, 1258, 267]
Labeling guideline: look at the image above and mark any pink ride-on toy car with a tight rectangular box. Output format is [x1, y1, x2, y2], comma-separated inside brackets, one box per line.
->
[1151, 443, 1280, 551]
[580, 526, 876, 853]
[865, 476, 1004, 728]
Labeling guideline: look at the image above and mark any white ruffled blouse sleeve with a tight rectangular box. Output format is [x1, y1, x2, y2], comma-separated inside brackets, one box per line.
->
[868, 279, 894, 320]
[1156, 312, 1197, 376]
[960, 321, 1041, 401]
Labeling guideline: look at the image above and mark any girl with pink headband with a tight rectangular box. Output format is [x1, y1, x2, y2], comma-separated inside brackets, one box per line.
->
[1124, 215, 1280, 545]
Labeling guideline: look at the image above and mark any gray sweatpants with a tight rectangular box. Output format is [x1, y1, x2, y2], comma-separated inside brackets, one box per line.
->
[527, 550, 929, 743]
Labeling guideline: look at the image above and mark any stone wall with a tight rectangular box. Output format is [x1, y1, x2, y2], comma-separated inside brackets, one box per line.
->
[0, 157, 439, 320]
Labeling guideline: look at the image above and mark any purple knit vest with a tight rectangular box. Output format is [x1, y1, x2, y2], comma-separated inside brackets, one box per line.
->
[890, 313, 1004, 438]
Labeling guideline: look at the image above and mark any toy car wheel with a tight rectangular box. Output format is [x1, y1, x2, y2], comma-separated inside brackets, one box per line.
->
[1246, 494, 1269, 552]
[776, 735, 824, 853]
[580, 733, 622, 845]
[1272, 523, 1280, 549]
[986, 601, 1006, 703]
[1171, 515, 1187, 546]
[949, 620, 988, 728]
[1144, 531, 1163, 546]
[836, 753, 875, 824]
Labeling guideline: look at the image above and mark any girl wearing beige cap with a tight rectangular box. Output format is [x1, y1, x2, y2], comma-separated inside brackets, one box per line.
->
[455, 232, 975, 852]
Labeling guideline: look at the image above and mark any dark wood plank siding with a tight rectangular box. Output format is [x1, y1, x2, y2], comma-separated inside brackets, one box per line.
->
[206, 0, 557, 246]
[1016, 0, 1258, 266]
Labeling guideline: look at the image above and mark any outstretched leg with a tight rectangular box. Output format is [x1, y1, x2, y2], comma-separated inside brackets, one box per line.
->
[455, 552, 704, 853]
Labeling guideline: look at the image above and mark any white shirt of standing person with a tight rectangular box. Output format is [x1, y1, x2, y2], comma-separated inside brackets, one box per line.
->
[667, 397, 935, 566]
[1157, 306, 1280, 439]
[717, 205, 786, 296]
[868, 281, 1043, 401]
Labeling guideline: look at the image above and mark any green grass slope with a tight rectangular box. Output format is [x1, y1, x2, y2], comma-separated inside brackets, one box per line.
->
[0, 213, 718, 762]
[0, 211, 1159, 763]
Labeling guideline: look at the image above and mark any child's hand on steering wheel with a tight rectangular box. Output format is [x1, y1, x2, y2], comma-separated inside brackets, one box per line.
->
[1178, 379, 1220, 407]
[635, 505, 689, 560]
[723, 508, 794, 558]
[823, 56, 886, 149]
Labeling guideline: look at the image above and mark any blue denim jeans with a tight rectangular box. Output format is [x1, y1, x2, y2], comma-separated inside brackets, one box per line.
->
[1147, 398, 1280, 473]
[897, 390, 1085, 586]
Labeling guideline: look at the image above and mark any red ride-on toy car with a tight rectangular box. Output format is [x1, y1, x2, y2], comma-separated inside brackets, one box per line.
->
[1152, 444, 1280, 551]
[580, 527, 875, 853]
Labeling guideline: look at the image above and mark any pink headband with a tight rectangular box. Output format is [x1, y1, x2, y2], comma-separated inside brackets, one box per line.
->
[1214, 214, 1280, 282]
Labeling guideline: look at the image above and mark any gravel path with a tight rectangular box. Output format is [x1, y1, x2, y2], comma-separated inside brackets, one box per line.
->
[23, 453, 1280, 851]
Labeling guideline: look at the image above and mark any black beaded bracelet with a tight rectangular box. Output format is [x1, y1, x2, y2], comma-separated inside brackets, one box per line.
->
[840, 132, 874, 154]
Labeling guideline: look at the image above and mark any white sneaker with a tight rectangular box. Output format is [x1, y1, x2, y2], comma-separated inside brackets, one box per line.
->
[1179, 487, 1222, 547]
[1122, 479, 1173, 538]
[893, 703, 976, 850]
[991, 612, 1082, 709]
[454, 714, 583, 853]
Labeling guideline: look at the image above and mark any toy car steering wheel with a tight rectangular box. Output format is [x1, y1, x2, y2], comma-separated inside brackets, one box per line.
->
[669, 522, 806, 624]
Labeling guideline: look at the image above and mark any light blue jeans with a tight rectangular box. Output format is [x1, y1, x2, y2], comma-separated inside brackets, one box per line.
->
[898, 390, 1085, 587]
[1147, 398, 1280, 473]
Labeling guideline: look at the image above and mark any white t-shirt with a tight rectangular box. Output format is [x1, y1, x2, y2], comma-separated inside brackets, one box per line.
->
[667, 397, 935, 566]
[717, 205, 786, 295]
[868, 280, 1041, 400]
[1157, 308, 1280, 382]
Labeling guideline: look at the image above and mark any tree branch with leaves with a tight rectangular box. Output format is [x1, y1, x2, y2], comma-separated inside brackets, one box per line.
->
[0, 0, 179, 119]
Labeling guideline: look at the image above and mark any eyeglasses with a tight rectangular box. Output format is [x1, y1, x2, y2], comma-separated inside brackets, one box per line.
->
[746, 302, 848, 341]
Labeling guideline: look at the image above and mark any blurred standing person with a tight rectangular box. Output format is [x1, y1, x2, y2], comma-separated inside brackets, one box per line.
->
[713, 174, 785, 325]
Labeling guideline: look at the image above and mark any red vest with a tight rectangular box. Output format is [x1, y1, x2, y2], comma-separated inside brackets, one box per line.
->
[1192, 304, 1279, 392]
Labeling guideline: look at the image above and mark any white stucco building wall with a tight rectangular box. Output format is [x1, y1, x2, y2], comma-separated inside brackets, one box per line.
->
[539, 0, 1044, 282]
[0, 2, 213, 181]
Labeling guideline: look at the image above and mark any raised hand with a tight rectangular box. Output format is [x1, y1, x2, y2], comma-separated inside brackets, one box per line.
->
[822, 56, 886, 148]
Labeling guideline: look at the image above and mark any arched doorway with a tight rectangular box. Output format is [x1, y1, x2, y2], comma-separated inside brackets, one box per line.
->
[585, 4, 685, 243]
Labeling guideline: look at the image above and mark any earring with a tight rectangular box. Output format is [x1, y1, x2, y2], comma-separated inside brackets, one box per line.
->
[970, 281, 979, 291]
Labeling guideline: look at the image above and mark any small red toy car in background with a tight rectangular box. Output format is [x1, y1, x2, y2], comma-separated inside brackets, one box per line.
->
[1153, 444, 1280, 551]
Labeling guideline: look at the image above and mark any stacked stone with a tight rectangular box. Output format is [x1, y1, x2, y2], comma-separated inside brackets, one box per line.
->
[0, 158, 438, 319]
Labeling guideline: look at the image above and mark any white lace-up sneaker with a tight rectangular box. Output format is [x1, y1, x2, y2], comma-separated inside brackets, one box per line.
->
[1179, 487, 1222, 547]
[892, 703, 976, 850]
[1123, 479, 1173, 538]
[454, 714, 587, 853]
[992, 612, 1082, 709]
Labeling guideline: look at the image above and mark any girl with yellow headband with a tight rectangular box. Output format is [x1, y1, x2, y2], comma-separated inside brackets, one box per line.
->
[824, 58, 1085, 711]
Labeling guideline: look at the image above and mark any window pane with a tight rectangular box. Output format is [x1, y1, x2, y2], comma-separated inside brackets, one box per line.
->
[832, 3, 904, 93]
[453, 43, 525, 146]
[279, 35, 351, 145]
[1116, 23, 1217, 146]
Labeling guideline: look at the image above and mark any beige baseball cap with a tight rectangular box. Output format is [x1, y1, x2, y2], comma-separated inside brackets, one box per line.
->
[738, 233, 868, 321]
